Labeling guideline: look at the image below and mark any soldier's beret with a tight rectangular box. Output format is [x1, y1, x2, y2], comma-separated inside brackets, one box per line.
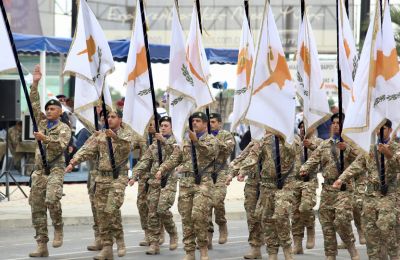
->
[384, 119, 392, 128]
[45, 99, 62, 110]
[191, 111, 208, 121]
[56, 94, 66, 99]
[209, 113, 222, 122]
[298, 121, 304, 129]
[159, 116, 171, 124]
[115, 110, 123, 118]
[331, 113, 345, 122]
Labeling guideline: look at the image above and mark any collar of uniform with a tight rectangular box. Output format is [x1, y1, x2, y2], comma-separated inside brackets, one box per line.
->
[163, 134, 171, 139]
[47, 120, 59, 129]
[196, 131, 206, 139]
[211, 130, 219, 136]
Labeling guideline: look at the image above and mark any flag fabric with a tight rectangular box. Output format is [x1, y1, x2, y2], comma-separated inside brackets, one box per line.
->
[244, 2, 296, 143]
[168, 5, 196, 145]
[0, 9, 16, 72]
[64, 0, 114, 95]
[185, 5, 214, 109]
[343, 0, 400, 152]
[338, 0, 358, 111]
[296, 9, 331, 137]
[122, 0, 153, 136]
[230, 10, 255, 132]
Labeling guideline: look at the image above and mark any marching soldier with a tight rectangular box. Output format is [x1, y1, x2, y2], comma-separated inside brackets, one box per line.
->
[207, 113, 235, 248]
[156, 112, 218, 260]
[28, 65, 72, 257]
[66, 110, 132, 260]
[300, 113, 360, 260]
[333, 119, 400, 260]
[7, 121, 23, 170]
[129, 116, 179, 254]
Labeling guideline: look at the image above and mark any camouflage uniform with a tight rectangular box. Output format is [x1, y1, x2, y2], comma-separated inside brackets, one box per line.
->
[238, 134, 296, 257]
[208, 130, 235, 238]
[133, 135, 178, 245]
[228, 140, 263, 249]
[7, 125, 23, 170]
[28, 85, 71, 244]
[340, 142, 400, 260]
[72, 125, 132, 248]
[291, 135, 321, 246]
[158, 132, 218, 253]
[300, 137, 358, 257]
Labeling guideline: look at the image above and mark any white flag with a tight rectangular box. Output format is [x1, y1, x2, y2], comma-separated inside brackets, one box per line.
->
[296, 10, 331, 136]
[0, 10, 16, 72]
[64, 0, 114, 95]
[185, 5, 214, 109]
[245, 2, 296, 143]
[168, 5, 196, 145]
[231, 10, 255, 132]
[338, 0, 358, 111]
[122, 0, 153, 137]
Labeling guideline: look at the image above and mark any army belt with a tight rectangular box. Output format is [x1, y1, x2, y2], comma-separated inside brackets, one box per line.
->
[366, 182, 396, 193]
[179, 172, 210, 178]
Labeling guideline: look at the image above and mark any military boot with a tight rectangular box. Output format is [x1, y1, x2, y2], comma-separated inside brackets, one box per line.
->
[87, 237, 102, 251]
[218, 223, 228, 244]
[169, 230, 178, 250]
[93, 245, 113, 260]
[268, 253, 278, 260]
[283, 246, 294, 260]
[116, 236, 126, 257]
[159, 225, 165, 245]
[243, 246, 262, 259]
[306, 226, 315, 249]
[29, 242, 49, 257]
[208, 232, 213, 250]
[326, 256, 336, 260]
[182, 250, 195, 260]
[139, 229, 150, 246]
[347, 243, 360, 260]
[200, 247, 209, 260]
[357, 228, 366, 245]
[292, 236, 304, 254]
[53, 226, 63, 248]
[146, 243, 160, 255]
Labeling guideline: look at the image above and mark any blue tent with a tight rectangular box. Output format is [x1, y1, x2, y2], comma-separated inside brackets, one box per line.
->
[13, 33, 238, 65]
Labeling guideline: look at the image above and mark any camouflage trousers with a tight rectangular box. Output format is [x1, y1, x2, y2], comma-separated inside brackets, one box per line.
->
[178, 177, 212, 252]
[362, 194, 398, 259]
[319, 187, 355, 256]
[353, 192, 364, 234]
[29, 167, 65, 243]
[95, 174, 128, 246]
[256, 185, 293, 254]
[291, 180, 317, 239]
[147, 178, 178, 243]
[87, 161, 100, 238]
[208, 171, 227, 233]
[137, 179, 149, 232]
[244, 180, 263, 247]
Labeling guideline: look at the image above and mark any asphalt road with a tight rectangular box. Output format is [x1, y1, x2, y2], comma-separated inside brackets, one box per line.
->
[0, 220, 368, 260]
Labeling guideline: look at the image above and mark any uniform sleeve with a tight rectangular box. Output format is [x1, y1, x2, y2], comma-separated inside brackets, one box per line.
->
[29, 84, 46, 122]
[339, 154, 366, 183]
[132, 145, 153, 180]
[158, 145, 183, 176]
[218, 132, 235, 161]
[237, 141, 263, 176]
[43, 124, 71, 153]
[73, 134, 99, 165]
[194, 135, 216, 156]
[228, 142, 254, 177]
[300, 143, 323, 177]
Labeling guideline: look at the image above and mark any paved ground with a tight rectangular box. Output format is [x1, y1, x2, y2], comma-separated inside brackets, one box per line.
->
[0, 220, 368, 260]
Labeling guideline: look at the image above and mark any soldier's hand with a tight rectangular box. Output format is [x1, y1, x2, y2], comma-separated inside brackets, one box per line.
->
[65, 164, 74, 173]
[33, 131, 46, 141]
[332, 179, 343, 189]
[94, 130, 101, 136]
[300, 170, 308, 177]
[337, 142, 347, 151]
[303, 139, 312, 148]
[225, 175, 233, 186]
[128, 178, 135, 186]
[155, 171, 162, 180]
[378, 143, 393, 159]
[237, 173, 245, 182]
[154, 133, 166, 143]
[188, 130, 198, 142]
[105, 129, 117, 139]
[32, 64, 42, 84]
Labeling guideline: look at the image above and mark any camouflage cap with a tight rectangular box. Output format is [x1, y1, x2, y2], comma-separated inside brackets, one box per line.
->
[209, 112, 222, 122]
[191, 111, 208, 121]
[45, 99, 62, 110]
[159, 116, 171, 125]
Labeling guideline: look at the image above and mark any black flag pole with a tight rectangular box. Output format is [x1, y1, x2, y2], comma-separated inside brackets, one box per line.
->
[0, 0, 48, 171]
[244, 0, 250, 28]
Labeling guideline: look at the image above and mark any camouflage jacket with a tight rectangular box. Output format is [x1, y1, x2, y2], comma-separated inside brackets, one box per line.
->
[213, 129, 235, 173]
[73, 125, 133, 173]
[133, 135, 176, 185]
[300, 137, 358, 191]
[238, 134, 296, 189]
[30, 85, 71, 168]
[158, 132, 218, 186]
[294, 134, 322, 180]
[340, 141, 399, 196]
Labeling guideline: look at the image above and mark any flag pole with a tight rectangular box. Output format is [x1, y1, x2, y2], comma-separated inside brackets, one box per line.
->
[0, 0, 48, 170]
[245, 0, 250, 28]
[139, 0, 163, 166]
[195, 0, 212, 134]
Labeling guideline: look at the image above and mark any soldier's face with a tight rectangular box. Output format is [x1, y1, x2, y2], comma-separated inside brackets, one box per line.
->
[210, 118, 221, 131]
[160, 122, 172, 135]
[148, 121, 156, 134]
[299, 123, 305, 137]
[107, 112, 121, 129]
[331, 118, 340, 135]
[192, 118, 207, 133]
[46, 106, 62, 120]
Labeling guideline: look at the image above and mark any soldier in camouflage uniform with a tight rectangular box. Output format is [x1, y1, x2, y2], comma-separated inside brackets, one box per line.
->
[300, 113, 360, 260]
[66, 110, 132, 260]
[207, 113, 235, 248]
[156, 112, 218, 260]
[291, 121, 322, 254]
[226, 138, 264, 259]
[7, 121, 23, 170]
[28, 65, 72, 257]
[129, 116, 179, 255]
[237, 131, 296, 260]
[334, 120, 400, 260]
